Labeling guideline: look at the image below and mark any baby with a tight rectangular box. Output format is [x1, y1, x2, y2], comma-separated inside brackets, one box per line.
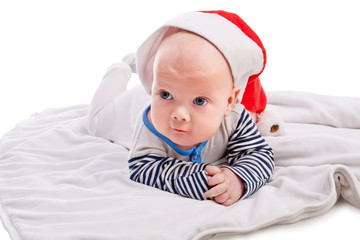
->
[88, 11, 274, 206]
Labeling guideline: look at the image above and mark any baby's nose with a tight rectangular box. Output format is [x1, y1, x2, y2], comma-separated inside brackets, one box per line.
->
[171, 107, 190, 122]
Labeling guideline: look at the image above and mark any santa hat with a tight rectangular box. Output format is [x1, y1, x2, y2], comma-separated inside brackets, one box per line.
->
[135, 10, 267, 114]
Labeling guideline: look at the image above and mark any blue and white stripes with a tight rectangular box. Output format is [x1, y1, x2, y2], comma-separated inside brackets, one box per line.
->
[129, 155, 210, 200]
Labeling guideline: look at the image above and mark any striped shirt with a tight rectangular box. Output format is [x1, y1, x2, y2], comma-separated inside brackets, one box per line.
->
[128, 104, 274, 200]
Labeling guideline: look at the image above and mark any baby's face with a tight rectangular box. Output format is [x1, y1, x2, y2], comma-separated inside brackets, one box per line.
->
[148, 30, 239, 150]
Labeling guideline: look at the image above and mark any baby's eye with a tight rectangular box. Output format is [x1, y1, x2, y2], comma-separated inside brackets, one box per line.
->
[160, 91, 173, 100]
[193, 97, 208, 106]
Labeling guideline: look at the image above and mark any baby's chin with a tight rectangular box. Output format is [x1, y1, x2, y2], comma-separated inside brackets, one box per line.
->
[169, 137, 198, 151]
[171, 138, 204, 151]
[175, 143, 198, 151]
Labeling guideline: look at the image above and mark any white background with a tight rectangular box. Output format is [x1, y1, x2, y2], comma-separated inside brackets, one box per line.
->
[1, 0, 359, 239]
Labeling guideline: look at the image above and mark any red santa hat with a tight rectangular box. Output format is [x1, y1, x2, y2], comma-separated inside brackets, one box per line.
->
[136, 10, 267, 114]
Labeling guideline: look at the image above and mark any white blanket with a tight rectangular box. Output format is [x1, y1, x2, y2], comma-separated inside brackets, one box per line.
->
[0, 88, 359, 240]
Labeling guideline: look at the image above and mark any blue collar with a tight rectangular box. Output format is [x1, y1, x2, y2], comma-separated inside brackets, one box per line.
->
[142, 105, 208, 163]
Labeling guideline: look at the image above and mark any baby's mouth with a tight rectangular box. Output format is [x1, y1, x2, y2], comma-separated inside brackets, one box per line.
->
[173, 128, 188, 133]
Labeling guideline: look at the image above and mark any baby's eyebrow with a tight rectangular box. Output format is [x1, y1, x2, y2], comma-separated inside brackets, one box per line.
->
[158, 88, 170, 93]
[194, 95, 212, 102]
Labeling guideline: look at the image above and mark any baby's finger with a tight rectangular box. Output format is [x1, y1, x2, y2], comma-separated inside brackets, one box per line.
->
[204, 183, 226, 199]
[207, 173, 225, 187]
[214, 192, 230, 204]
[222, 199, 236, 207]
[205, 165, 221, 176]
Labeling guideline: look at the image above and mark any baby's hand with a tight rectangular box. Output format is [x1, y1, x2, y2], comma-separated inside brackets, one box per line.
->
[204, 165, 244, 206]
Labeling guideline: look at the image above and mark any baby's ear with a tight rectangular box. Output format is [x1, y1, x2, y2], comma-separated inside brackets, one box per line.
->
[225, 86, 241, 116]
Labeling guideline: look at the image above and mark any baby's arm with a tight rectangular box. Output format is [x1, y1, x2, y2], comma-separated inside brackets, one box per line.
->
[205, 109, 274, 205]
[129, 154, 210, 200]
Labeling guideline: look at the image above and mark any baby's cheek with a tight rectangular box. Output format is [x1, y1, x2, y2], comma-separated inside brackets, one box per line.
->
[196, 116, 221, 139]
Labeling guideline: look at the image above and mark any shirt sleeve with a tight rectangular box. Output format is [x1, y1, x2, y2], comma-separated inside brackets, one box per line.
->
[129, 154, 210, 200]
[225, 108, 275, 199]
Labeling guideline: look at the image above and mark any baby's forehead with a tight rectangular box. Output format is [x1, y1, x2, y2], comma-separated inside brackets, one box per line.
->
[154, 28, 233, 87]
[153, 29, 233, 88]
[157, 29, 228, 69]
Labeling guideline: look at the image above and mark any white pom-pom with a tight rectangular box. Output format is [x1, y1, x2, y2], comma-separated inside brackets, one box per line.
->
[255, 109, 285, 137]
